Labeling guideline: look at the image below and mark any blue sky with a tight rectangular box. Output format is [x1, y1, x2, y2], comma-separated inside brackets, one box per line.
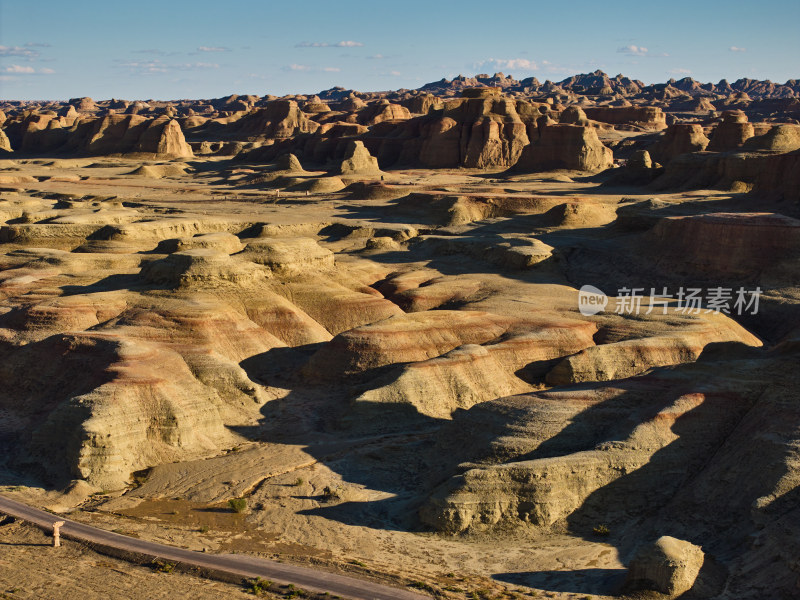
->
[1, 0, 798, 100]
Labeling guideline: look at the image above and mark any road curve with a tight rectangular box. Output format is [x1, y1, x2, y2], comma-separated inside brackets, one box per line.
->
[0, 494, 428, 600]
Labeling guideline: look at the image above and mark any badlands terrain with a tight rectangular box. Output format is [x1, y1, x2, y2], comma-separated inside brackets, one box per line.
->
[0, 70, 799, 599]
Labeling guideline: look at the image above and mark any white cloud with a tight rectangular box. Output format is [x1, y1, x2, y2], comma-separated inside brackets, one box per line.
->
[390, 70, 401, 76]
[4, 64, 35, 74]
[118, 60, 168, 73]
[367, 54, 386, 60]
[729, 46, 746, 52]
[617, 45, 669, 57]
[284, 64, 341, 73]
[476, 58, 539, 71]
[197, 46, 229, 52]
[669, 68, 692, 75]
[296, 40, 363, 48]
[25, 42, 51, 48]
[0, 45, 39, 59]
[618, 45, 648, 56]
[116, 59, 218, 74]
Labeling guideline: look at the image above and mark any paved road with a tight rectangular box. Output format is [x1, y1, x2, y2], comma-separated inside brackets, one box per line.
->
[0, 494, 427, 600]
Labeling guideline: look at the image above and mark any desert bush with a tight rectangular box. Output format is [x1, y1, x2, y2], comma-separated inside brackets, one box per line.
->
[228, 497, 248, 513]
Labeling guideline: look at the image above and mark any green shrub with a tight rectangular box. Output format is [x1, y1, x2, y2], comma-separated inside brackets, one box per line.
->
[228, 497, 248, 513]
[349, 559, 366, 567]
[151, 560, 176, 573]
[245, 577, 271, 595]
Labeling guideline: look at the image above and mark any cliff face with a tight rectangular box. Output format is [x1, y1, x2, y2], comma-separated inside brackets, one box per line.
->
[513, 123, 613, 172]
[584, 106, 667, 130]
[649, 123, 710, 163]
[367, 92, 533, 169]
[7, 112, 193, 158]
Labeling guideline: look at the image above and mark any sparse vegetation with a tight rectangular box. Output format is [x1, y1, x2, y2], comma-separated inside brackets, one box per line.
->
[228, 497, 248, 513]
[592, 523, 610, 536]
[131, 468, 151, 487]
[151, 560, 176, 573]
[282, 583, 307, 598]
[292, 477, 304, 487]
[408, 580, 436, 593]
[198, 524, 210, 533]
[245, 577, 272, 595]
[348, 559, 366, 567]
[320, 486, 341, 502]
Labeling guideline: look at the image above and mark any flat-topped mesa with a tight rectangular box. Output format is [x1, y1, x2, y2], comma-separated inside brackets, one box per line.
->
[707, 110, 754, 152]
[583, 106, 667, 130]
[461, 86, 502, 99]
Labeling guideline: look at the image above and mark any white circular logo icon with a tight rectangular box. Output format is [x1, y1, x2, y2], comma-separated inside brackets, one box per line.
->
[578, 284, 608, 316]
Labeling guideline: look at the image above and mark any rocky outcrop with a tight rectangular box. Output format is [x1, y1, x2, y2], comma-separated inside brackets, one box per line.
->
[6, 113, 192, 158]
[141, 117, 193, 158]
[0, 128, 12, 153]
[513, 124, 613, 172]
[357, 100, 411, 125]
[338, 140, 381, 175]
[743, 123, 800, 152]
[405, 90, 532, 168]
[351, 319, 597, 419]
[707, 110, 754, 152]
[649, 123, 710, 163]
[624, 537, 705, 597]
[240, 237, 335, 276]
[558, 106, 589, 126]
[754, 148, 800, 202]
[653, 148, 800, 200]
[420, 358, 764, 534]
[645, 212, 800, 280]
[546, 313, 761, 385]
[584, 106, 667, 130]
[304, 311, 513, 378]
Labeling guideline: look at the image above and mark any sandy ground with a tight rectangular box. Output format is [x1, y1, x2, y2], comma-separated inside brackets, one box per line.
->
[0, 519, 274, 599]
[0, 155, 765, 600]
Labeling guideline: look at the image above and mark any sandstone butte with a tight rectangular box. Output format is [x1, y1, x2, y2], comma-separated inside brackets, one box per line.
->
[1, 70, 800, 600]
